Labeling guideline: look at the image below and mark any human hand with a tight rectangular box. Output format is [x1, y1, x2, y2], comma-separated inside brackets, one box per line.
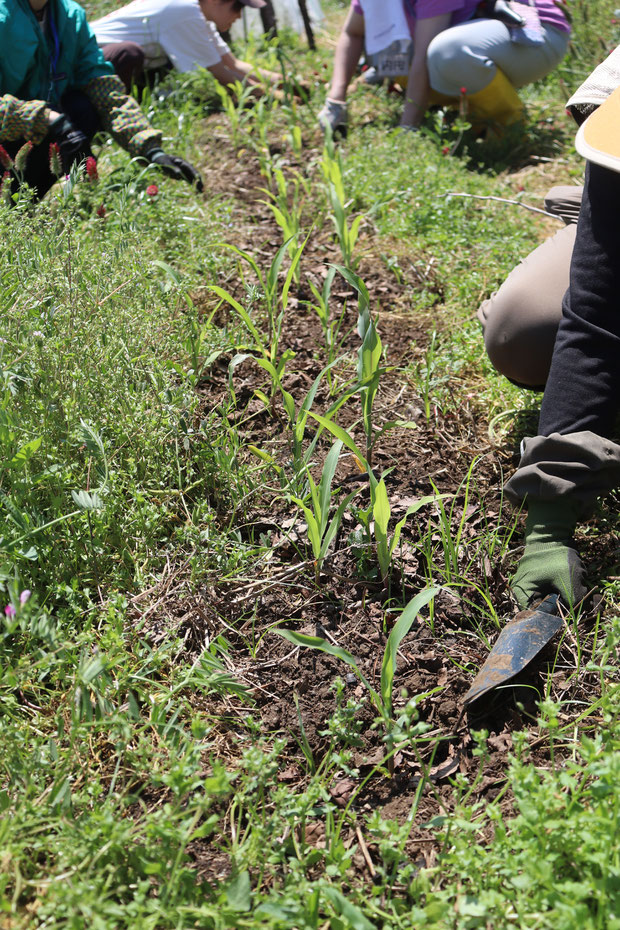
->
[511, 500, 587, 609]
[48, 114, 92, 173]
[146, 149, 203, 191]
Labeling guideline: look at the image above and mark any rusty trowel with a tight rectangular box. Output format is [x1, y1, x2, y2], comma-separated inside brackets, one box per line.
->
[463, 594, 562, 707]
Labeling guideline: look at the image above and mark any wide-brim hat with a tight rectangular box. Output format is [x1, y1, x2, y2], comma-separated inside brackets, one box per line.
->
[576, 86, 620, 173]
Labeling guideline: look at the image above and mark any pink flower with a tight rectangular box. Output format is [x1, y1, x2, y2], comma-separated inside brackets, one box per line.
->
[460, 86, 467, 95]
[19, 590, 31, 606]
[4, 604, 16, 618]
[14, 141, 33, 173]
[0, 144, 13, 171]
[96, 203, 106, 218]
[49, 142, 62, 177]
[85, 156, 98, 182]
[442, 145, 450, 155]
[146, 184, 159, 197]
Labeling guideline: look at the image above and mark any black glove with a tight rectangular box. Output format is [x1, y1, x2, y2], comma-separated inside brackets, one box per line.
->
[146, 148, 203, 191]
[48, 115, 93, 174]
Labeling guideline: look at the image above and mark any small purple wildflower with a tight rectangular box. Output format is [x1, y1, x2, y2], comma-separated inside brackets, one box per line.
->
[20, 590, 31, 606]
[4, 604, 16, 618]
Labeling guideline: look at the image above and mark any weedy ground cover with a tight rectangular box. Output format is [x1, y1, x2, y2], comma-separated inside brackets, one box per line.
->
[1, 1, 620, 926]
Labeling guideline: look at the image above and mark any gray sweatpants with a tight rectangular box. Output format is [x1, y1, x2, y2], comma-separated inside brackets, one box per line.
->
[427, 19, 570, 96]
[477, 186, 583, 388]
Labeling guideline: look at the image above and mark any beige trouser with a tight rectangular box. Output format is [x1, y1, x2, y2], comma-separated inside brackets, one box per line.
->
[477, 185, 583, 388]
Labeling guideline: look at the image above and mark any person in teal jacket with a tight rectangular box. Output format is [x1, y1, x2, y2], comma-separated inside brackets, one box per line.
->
[0, 0, 202, 198]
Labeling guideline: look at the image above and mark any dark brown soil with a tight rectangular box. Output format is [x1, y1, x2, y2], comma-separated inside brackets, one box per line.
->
[136, 130, 609, 883]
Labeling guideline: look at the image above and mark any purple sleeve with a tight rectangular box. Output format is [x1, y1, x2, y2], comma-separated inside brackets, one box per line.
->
[415, 0, 467, 18]
[351, 0, 363, 14]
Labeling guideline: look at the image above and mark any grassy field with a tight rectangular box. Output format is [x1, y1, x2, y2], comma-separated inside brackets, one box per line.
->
[1, 2, 620, 926]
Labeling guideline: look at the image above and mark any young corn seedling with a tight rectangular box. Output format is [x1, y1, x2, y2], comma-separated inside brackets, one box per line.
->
[307, 267, 352, 396]
[321, 136, 363, 270]
[260, 168, 308, 282]
[210, 235, 308, 405]
[307, 413, 445, 587]
[372, 476, 443, 589]
[214, 80, 256, 149]
[337, 266, 385, 467]
[291, 439, 360, 581]
[275, 586, 441, 773]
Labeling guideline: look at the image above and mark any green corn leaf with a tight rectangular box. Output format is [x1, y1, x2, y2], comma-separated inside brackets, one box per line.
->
[381, 586, 441, 719]
[281, 388, 296, 424]
[266, 238, 290, 302]
[274, 629, 380, 707]
[293, 499, 321, 559]
[281, 233, 310, 311]
[349, 213, 363, 253]
[209, 285, 264, 352]
[334, 265, 370, 313]
[307, 412, 368, 472]
[320, 487, 360, 561]
[318, 440, 343, 533]
[372, 478, 391, 538]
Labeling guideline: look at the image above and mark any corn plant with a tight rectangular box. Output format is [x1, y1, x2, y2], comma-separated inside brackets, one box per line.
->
[321, 136, 363, 270]
[307, 267, 351, 395]
[209, 234, 308, 374]
[214, 80, 257, 148]
[372, 477, 442, 588]
[260, 168, 309, 281]
[307, 412, 445, 587]
[337, 266, 385, 467]
[248, 357, 358, 496]
[275, 585, 441, 772]
[290, 440, 360, 579]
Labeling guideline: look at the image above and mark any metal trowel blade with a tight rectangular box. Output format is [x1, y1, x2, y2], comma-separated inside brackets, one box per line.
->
[463, 594, 562, 707]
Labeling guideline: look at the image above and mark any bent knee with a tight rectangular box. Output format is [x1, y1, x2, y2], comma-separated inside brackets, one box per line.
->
[480, 293, 557, 388]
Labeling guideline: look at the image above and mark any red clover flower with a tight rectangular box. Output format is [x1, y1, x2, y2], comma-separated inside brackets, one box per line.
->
[14, 141, 33, 173]
[0, 144, 13, 171]
[146, 183, 159, 197]
[49, 142, 62, 177]
[85, 156, 99, 182]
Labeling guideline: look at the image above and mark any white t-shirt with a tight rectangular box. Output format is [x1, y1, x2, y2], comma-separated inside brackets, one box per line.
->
[91, 0, 230, 72]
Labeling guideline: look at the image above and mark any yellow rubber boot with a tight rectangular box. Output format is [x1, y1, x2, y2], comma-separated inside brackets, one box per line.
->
[466, 69, 524, 127]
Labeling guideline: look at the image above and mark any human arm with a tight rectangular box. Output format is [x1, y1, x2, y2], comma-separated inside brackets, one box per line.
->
[84, 74, 201, 187]
[83, 73, 161, 156]
[210, 53, 280, 87]
[400, 13, 450, 128]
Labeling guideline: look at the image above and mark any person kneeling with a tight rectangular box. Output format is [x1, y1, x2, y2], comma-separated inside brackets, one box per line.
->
[1, 0, 202, 201]
[91, 0, 286, 96]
